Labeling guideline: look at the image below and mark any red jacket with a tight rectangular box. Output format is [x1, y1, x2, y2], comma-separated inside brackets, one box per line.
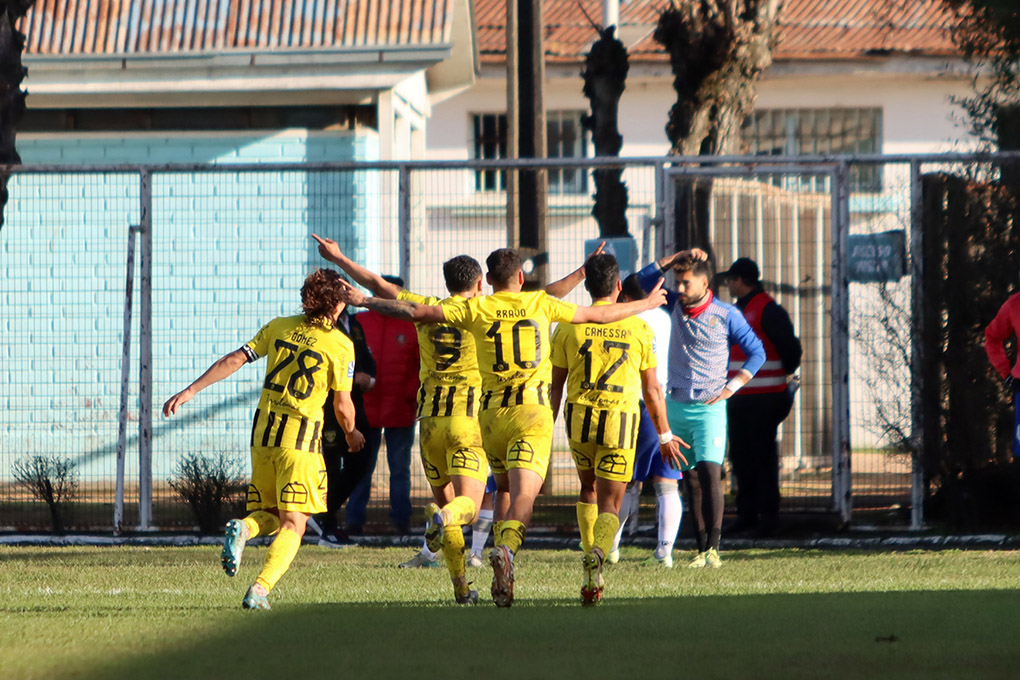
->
[985, 292, 1020, 379]
[357, 310, 421, 428]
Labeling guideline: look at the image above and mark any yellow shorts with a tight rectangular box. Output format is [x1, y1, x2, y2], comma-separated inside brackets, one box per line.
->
[418, 415, 489, 488]
[479, 404, 554, 479]
[569, 439, 636, 483]
[247, 445, 327, 515]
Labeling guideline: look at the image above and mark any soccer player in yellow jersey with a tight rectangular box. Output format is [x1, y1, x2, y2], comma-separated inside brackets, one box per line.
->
[312, 233, 488, 604]
[338, 247, 668, 607]
[550, 254, 689, 605]
[162, 269, 364, 610]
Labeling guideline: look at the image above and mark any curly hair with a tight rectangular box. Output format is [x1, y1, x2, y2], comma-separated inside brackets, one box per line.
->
[301, 268, 347, 324]
[443, 255, 483, 294]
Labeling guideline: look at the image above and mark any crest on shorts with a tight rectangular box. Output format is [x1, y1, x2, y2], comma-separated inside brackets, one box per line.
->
[571, 448, 593, 468]
[423, 459, 441, 481]
[246, 484, 262, 505]
[507, 440, 535, 463]
[451, 448, 480, 472]
[280, 482, 309, 505]
[597, 454, 628, 477]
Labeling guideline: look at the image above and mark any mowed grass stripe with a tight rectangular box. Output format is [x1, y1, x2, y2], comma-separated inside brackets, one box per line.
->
[1, 546, 1018, 679]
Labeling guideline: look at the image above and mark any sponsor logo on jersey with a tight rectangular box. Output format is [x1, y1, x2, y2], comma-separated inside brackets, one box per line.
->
[347, 361, 355, 378]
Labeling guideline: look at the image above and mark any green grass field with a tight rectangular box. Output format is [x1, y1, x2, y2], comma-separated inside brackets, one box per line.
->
[2, 545, 1019, 679]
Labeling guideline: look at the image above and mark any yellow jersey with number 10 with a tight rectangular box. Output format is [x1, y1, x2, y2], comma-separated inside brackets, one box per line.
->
[550, 301, 656, 415]
[397, 290, 482, 418]
[441, 290, 577, 411]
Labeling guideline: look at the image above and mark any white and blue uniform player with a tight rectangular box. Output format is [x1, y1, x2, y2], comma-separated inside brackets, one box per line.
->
[635, 252, 765, 568]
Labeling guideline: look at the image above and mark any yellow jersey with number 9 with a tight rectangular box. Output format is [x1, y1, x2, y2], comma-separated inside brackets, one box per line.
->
[441, 290, 577, 411]
[242, 315, 355, 453]
[550, 301, 656, 415]
[397, 290, 482, 418]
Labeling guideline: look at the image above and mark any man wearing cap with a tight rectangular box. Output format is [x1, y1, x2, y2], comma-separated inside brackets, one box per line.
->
[722, 258, 802, 536]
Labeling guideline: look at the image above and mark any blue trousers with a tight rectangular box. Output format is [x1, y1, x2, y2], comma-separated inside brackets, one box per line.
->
[1014, 391, 1020, 458]
[345, 424, 416, 529]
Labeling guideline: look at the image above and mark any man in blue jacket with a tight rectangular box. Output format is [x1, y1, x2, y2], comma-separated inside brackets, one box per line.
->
[636, 253, 764, 568]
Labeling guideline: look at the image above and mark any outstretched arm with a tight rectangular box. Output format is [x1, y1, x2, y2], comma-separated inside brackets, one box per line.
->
[312, 233, 402, 299]
[162, 349, 249, 417]
[338, 280, 446, 323]
[571, 278, 668, 324]
[545, 241, 605, 299]
[653, 247, 710, 271]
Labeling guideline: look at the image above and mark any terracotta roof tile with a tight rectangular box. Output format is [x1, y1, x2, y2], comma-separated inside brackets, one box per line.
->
[476, 0, 958, 64]
[21, 0, 455, 55]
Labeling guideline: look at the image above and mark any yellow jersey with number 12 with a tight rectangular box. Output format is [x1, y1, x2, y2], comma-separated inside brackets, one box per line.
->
[242, 315, 355, 453]
[441, 290, 577, 411]
[397, 290, 482, 418]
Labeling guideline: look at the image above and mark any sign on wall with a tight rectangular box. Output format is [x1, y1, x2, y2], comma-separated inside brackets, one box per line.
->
[848, 230, 907, 283]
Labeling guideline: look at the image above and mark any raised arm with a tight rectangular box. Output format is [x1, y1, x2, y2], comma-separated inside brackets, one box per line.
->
[545, 241, 605, 299]
[641, 368, 690, 470]
[571, 278, 667, 324]
[653, 247, 710, 271]
[162, 349, 249, 417]
[312, 233, 402, 300]
[338, 280, 447, 323]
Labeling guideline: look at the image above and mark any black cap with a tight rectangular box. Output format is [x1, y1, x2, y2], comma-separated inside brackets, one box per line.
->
[721, 257, 760, 283]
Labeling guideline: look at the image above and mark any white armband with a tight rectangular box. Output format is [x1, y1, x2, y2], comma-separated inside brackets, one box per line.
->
[725, 377, 744, 394]
[658, 431, 674, 445]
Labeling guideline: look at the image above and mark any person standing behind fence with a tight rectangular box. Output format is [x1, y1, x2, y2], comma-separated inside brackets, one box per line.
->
[722, 258, 802, 536]
[346, 275, 422, 536]
[162, 269, 364, 610]
[984, 291, 1020, 457]
[635, 253, 764, 568]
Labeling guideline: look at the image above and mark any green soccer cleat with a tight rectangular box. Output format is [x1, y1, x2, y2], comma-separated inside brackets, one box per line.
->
[221, 519, 250, 577]
[489, 545, 515, 608]
[581, 550, 605, 607]
[687, 551, 708, 569]
[398, 552, 440, 568]
[241, 584, 271, 610]
[705, 547, 722, 569]
[642, 553, 674, 569]
[423, 502, 445, 554]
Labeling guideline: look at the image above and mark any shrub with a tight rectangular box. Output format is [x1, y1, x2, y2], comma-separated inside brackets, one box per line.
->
[12, 455, 80, 535]
[169, 453, 245, 534]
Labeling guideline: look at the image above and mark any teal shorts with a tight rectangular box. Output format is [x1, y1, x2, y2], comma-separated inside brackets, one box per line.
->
[665, 399, 727, 471]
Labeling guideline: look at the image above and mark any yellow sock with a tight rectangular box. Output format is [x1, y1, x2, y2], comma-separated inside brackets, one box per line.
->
[442, 525, 468, 594]
[254, 527, 301, 593]
[443, 496, 477, 526]
[244, 511, 280, 539]
[576, 502, 598, 553]
[493, 521, 505, 547]
[500, 520, 526, 554]
[592, 512, 621, 559]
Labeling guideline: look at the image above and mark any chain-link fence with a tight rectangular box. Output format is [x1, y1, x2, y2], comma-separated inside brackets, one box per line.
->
[3, 154, 989, 533]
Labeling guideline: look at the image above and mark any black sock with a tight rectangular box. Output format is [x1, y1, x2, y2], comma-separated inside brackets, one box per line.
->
[708, 528, 721, 551]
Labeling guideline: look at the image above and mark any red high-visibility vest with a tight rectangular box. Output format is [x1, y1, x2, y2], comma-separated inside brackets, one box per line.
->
[728, 291, 787, 395]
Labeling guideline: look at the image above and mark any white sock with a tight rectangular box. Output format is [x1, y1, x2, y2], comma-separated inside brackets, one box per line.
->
[612, 483, 638, 552]
[421, 539, 438, 562]
[471, 509, 494, 556]
[625, 482, 641, 536]
[654, 480, 682, 560]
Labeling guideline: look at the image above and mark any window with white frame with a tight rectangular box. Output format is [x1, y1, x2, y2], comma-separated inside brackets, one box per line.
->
[741, 108, 883, 191]
[471, 111, 589, 194]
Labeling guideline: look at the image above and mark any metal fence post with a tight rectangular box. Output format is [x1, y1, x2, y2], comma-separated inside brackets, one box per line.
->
[831, 162, 852, 525]
[115, 225, 140, 535]
[398, 164, 411, 285]
[909, 160, 926, 530]
[138, 170, 153, 530]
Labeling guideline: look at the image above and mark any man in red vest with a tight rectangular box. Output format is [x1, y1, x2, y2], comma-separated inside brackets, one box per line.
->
[722, 258, 802, 536]
[984, 292, 1020, 458]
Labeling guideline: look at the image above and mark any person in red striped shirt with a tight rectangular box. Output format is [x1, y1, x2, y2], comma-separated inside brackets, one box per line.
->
[722, 258, 802, 537]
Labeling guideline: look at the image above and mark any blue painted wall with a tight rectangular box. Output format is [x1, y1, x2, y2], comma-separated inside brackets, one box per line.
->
[0, 130, 383, 521]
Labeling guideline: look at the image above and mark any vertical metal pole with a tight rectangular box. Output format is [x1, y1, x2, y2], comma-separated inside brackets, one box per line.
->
[662, 166, 676, 258]
[830, 163, 852, 525]
[138, 170, 153, 531]
[909, 160, 926, 530]
[653, 162, 665, 262]
[115, 225, 139, 535]
[398, 165, 411, 285]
